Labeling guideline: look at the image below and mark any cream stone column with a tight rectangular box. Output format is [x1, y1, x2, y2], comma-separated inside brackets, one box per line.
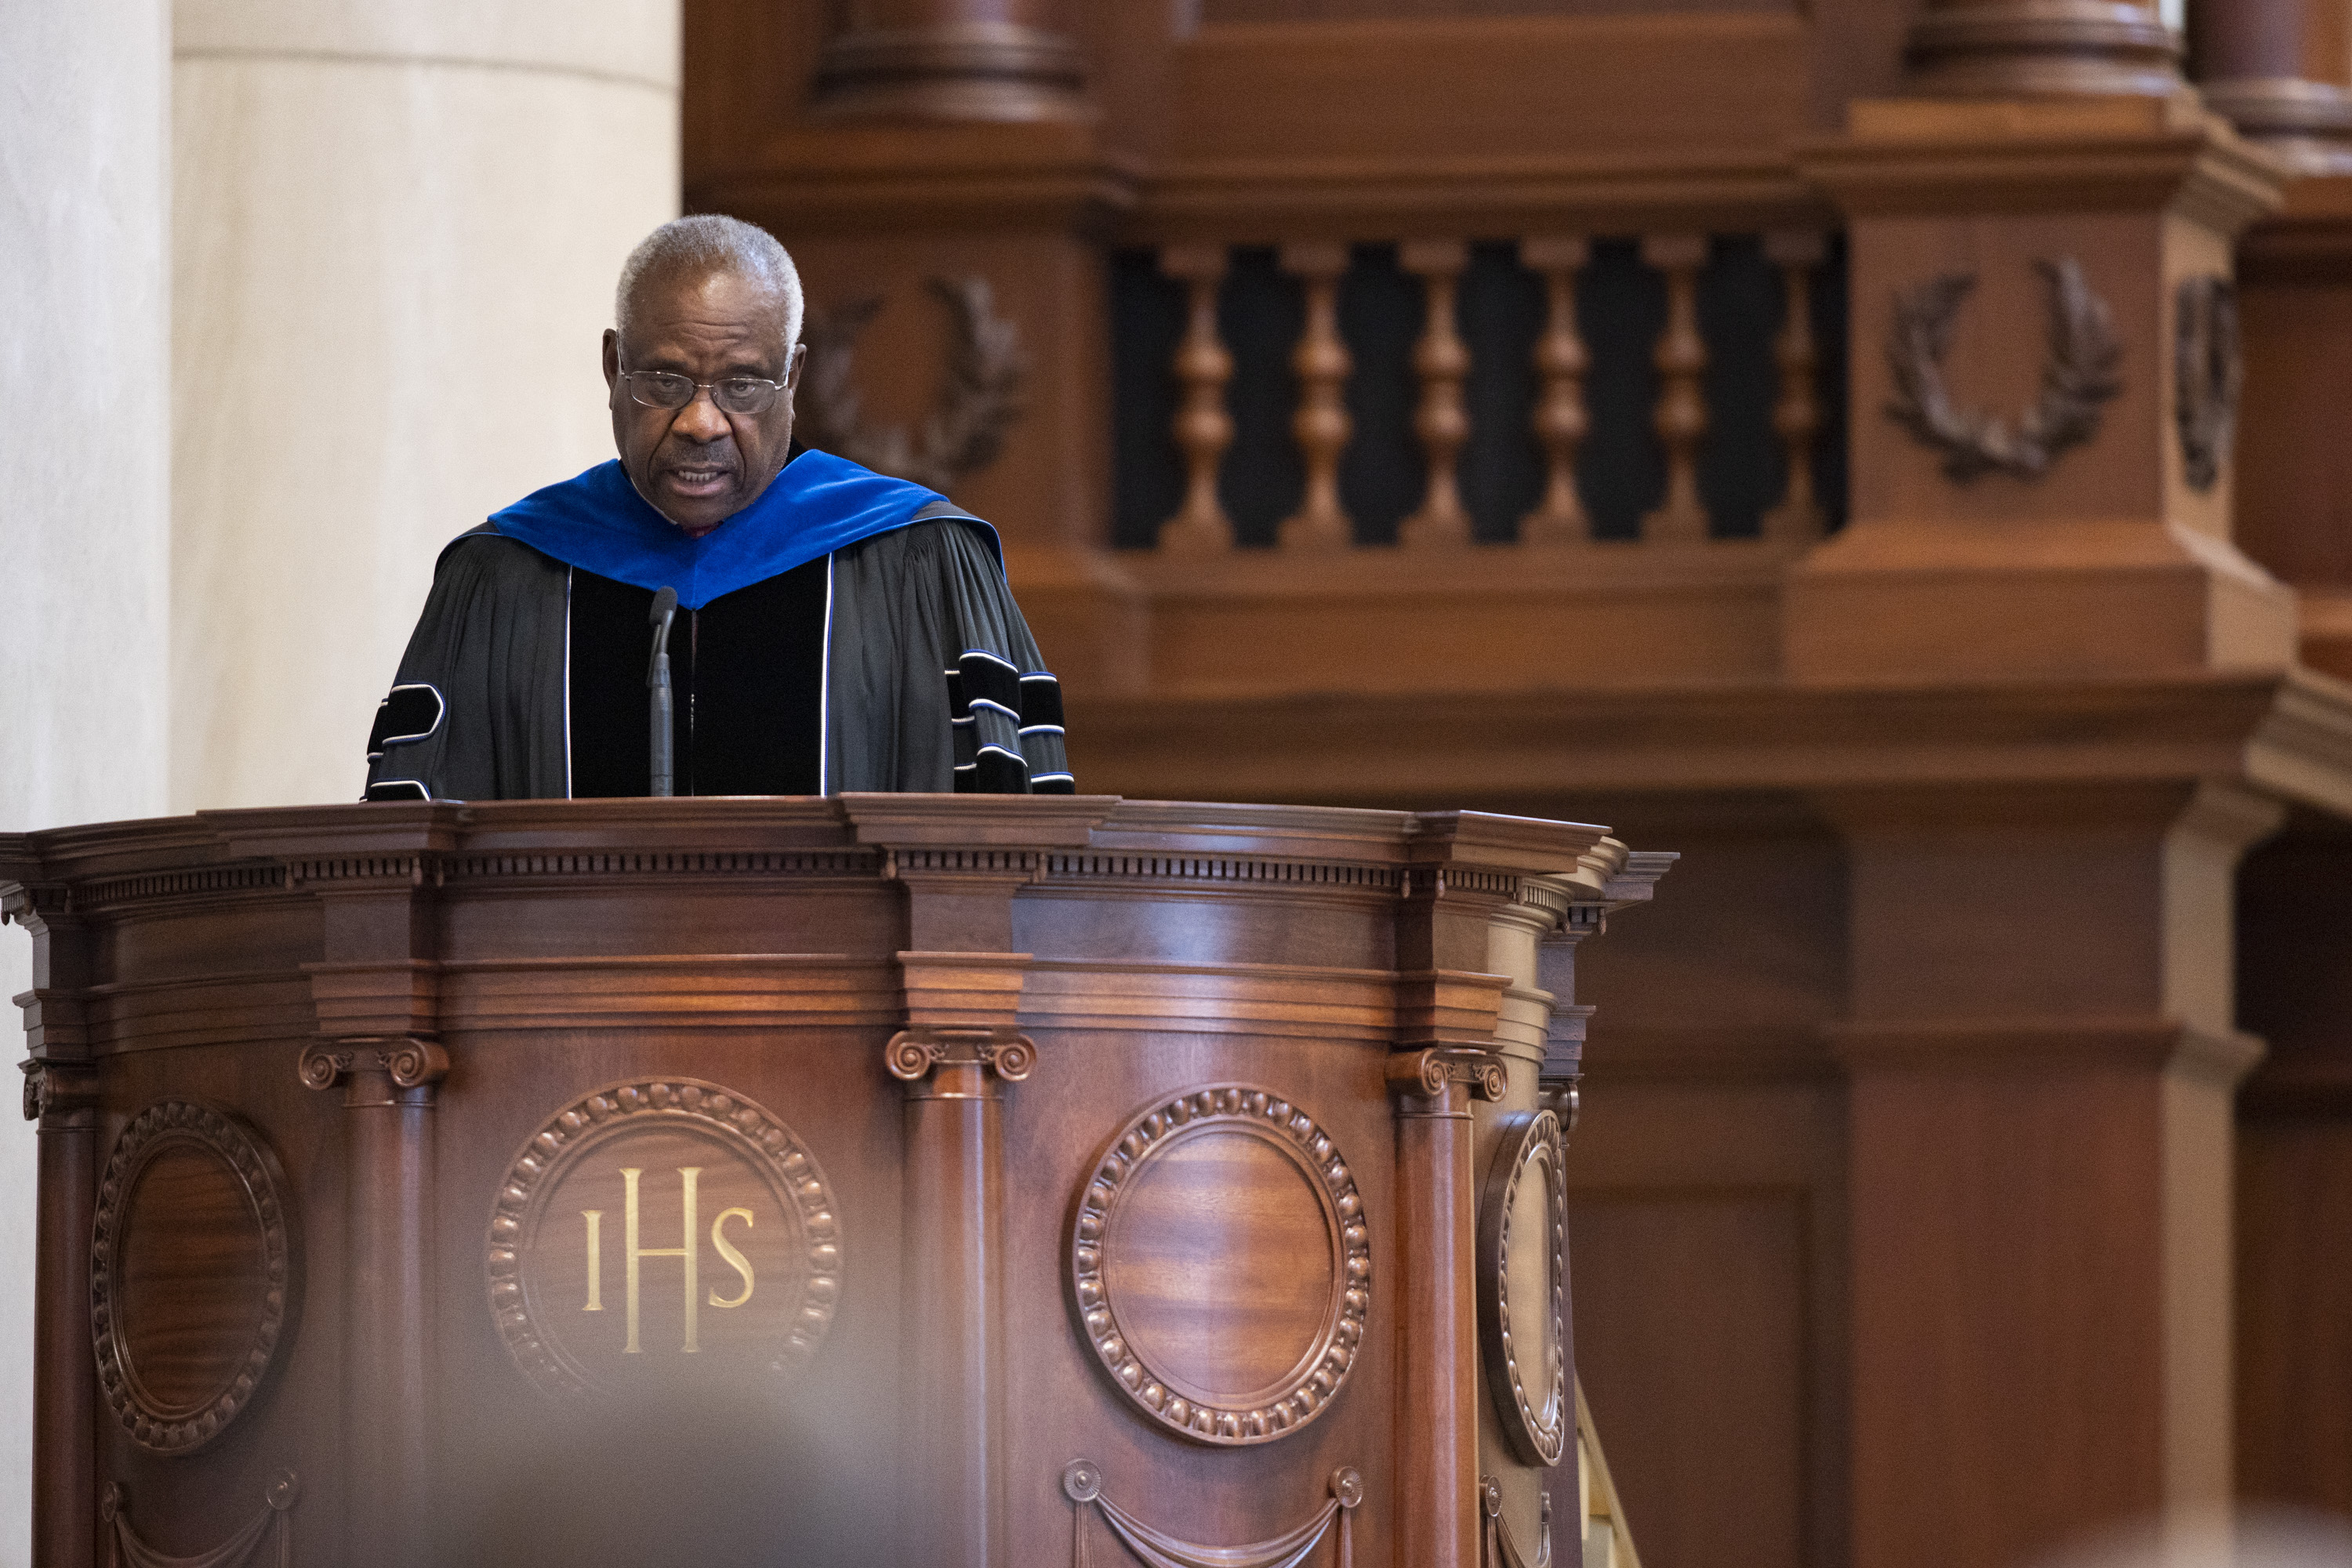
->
[0, 5, 172, 1565]
[172, 0, 681, 811]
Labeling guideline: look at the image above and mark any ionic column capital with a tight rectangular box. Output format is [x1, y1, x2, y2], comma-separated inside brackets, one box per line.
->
[298, 1036, 449, 1107]
[1388, 1046, 1507, 1120]
[885, 1026, 1036, 1100]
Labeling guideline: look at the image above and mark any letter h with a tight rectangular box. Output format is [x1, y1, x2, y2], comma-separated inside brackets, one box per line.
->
[621, 1167, 701, 1353]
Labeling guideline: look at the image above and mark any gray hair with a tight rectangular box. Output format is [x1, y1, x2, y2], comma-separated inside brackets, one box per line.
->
[613, 215, 804, 351]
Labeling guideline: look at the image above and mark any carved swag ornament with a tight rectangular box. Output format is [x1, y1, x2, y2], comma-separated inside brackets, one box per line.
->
[1886, 256, 2122, 482]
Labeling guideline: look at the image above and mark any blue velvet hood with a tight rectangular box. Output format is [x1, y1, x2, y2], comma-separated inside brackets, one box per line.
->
[481, 450, 972, 609]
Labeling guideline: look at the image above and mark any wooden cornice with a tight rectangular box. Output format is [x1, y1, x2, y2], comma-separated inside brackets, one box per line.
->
[1123, 152, 1829, 246]
[689, 122, 1141, 234]
[2239, 172, 2352, 281]
[1065, 669, 2352, 810]
[1798, 94, 2285, 234]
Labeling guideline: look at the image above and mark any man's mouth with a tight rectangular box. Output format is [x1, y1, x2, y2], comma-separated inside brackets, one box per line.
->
[665, 464, 733, 497]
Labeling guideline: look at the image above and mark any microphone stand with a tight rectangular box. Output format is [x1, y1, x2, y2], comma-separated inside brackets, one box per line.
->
[648, 586, 677, 797]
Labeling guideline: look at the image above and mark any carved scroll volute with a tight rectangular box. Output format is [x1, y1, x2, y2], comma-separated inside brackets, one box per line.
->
[23, 1058, 98, 1128]
[298, 1037, 449, 1106]
[1278, 241, 1356, 552]
[1160, 244, 1236, 554]
[884, 1026, 1036, 1098]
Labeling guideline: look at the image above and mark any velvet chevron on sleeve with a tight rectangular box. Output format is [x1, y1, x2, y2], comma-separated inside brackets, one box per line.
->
[361, 532, 571, 803]
[822, 512, 1074, 795]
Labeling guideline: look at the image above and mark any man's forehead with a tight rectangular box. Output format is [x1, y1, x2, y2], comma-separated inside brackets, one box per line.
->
[624, 266, 789, 344]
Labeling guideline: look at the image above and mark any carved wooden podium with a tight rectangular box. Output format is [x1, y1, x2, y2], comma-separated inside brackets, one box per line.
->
[3, 797, 1669, 1568]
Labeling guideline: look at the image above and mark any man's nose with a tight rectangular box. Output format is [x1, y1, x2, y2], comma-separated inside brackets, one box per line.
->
[672, 384, 729, 442]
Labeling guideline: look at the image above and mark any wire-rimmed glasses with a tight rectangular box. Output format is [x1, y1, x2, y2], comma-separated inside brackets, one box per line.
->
[619, 369, 789, 416]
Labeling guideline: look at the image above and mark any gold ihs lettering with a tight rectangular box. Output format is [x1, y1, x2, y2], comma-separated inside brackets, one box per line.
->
[621, 1167, 702, 1354]
[709, 1207, 754, 1308]
[582, 1210, 604, 1311]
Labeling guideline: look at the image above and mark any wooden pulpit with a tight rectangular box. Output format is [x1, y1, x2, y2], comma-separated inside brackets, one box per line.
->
[3, 797, 1670, 1568]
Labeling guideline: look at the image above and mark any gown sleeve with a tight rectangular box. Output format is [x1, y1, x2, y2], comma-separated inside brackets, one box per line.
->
[361, 532, 572, 802]
[823, 515, 1073, 795]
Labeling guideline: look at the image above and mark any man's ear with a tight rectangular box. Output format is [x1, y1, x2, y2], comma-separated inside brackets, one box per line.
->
[601, 329, 621, 397]
[784, 340, 808, 392]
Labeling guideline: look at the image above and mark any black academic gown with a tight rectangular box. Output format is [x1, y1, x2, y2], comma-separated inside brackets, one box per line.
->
[362, 490, 1073, 802]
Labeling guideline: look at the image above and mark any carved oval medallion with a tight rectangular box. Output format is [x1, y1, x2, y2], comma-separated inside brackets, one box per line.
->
[92, 1101, 300, 1455]
[485, 1078, 841, 1401]
[1478, 1109, 1569, 1467]
[1070, 1084, 1370, 1446]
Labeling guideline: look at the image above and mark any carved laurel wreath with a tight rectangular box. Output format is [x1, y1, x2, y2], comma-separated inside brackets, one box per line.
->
[2175, 275, 2241, 494]
[1886, 256, 2123, 482]
[795, 275, 1029, 491]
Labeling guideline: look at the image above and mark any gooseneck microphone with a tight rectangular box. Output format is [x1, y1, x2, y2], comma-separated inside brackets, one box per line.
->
[648, 586, 678, 797]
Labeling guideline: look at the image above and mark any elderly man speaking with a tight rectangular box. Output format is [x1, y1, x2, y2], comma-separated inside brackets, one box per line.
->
[361, 216, 1071, 802]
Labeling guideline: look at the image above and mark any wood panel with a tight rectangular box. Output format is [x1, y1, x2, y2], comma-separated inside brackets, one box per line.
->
[1170, 16, 1810, 168]
[2234, 822, 2352, 1519]
[2237, 270, 2352, 587]
[1567, 1190, 1809, 1568]
[2236, 1120, 2352, 1515]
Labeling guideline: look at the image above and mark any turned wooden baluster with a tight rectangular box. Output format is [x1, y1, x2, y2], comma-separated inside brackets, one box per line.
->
[1520, 235, 1592, 545]
[1401, 239, 1472, 548]
[1640, 233, 1711, 545]
[1157, 244, 1236, 553]
[1279, 241, 1355, 551]
[1761, 229, 1828, 544]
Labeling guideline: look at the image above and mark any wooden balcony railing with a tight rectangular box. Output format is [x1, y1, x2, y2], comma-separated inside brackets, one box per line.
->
[1109, 229, 1846, 559]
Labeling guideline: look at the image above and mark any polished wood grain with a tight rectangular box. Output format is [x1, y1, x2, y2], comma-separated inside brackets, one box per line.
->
[668, 5, 2352, 1566]
[1103, 1127, 1337, 1402]
[1, 797, 1650, 1568]
[118, 1146, 267, 1414]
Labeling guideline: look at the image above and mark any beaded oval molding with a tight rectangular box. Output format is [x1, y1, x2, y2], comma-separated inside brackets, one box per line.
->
[91, 1100, 300, 1455]
[485, 1078, 841, 1400]
[1477, 1109, 1569, 1466]
[1069, 1083, 1371, 1446]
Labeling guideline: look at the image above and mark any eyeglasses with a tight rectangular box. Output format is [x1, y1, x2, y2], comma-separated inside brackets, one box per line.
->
[619, 369, 789, 416]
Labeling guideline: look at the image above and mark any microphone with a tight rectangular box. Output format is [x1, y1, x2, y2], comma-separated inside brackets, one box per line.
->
[648, 586, 678, 797]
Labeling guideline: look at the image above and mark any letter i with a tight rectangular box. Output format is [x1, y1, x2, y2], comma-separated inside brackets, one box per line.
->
[583, 1210, 604, 1311]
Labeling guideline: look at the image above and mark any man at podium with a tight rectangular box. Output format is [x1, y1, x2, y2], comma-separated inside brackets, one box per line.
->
[361, 216, 1072, 803]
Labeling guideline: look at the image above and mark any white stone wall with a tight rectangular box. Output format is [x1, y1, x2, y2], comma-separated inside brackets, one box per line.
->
[0, 1, 174, 1560]
[1, 2, 679, 1556]
[171, 0, 681, 811]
